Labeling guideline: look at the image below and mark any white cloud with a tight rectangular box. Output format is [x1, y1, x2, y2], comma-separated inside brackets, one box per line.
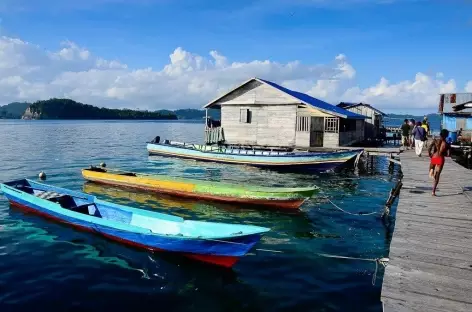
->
[0, 35, 470, 112]
[466, 81, 472, 93]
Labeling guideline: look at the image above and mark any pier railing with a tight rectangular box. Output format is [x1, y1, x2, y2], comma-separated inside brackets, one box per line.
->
[204, 127, 225, 145]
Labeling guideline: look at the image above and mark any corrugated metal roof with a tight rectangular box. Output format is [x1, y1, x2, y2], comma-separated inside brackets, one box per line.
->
[259, 79, 366, 119]
[439, 93, 472, 113]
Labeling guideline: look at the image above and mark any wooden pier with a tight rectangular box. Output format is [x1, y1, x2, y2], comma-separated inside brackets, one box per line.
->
[307, 146, 401, 157]
[381, 149, 472, 311]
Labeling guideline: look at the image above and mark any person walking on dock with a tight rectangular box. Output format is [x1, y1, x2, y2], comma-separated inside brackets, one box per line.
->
[412, 121, 427, 156]
[401, 119, 410, 150]
[409, 119, 416, 148]
[430, 129, 450, 196]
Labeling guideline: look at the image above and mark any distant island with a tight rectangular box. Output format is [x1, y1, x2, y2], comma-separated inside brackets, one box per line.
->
[0, 99, 220, 120]
[173, 108, 220, 120]
[0, 99, 435, 121]
[21, 99, 178, 120]
[0, 102, 30, 119]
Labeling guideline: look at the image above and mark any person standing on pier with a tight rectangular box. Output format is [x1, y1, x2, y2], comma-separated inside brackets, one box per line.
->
[430, 129, 450, 196]
[421, 119, 430, 148]
[412, 121, 427, 156]
[409, 119, 416, 148]
[401, 119, 410, 150]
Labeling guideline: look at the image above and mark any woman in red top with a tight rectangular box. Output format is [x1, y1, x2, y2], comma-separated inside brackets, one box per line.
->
[430, 129, 450, 196]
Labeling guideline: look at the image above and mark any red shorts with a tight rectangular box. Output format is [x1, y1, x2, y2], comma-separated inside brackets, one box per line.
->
[430, 156, 444, 166]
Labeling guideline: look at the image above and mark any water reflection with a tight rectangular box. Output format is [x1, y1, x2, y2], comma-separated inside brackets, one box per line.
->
[0, 120, 395, 311]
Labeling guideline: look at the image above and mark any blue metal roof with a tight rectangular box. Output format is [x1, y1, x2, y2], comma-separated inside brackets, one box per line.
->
[259, 79, 366, 119]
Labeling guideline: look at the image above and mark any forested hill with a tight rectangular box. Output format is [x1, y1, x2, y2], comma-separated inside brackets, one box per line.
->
[0, 102, 30, 119]
[174, 109, 221, 120]
[23, 99, 178, 120]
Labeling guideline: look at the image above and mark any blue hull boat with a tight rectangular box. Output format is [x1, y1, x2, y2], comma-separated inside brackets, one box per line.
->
[0, 179, 270, 267]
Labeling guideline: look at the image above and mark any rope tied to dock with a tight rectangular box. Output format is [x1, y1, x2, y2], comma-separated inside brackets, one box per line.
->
[318, 253, 389, 285]
[327, 199, 379, 216]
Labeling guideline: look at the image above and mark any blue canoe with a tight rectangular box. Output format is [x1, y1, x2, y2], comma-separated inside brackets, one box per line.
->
[147, 140, 363, 171]
[0, 179, 270, 267]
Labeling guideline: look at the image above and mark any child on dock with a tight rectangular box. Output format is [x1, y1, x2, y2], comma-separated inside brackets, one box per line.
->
[429, 129, 450, 196]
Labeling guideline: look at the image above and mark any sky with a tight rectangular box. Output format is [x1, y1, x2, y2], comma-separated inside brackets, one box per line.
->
[0, 0, 471, 114]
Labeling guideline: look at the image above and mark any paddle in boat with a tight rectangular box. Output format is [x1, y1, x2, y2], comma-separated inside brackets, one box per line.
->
[82, 166, 318, 209]
[146, 137, 362, 171]
[0, 179, 270, 267]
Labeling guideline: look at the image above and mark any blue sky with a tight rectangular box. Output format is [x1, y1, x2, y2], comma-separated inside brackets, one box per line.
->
[0, 0, 471, 113]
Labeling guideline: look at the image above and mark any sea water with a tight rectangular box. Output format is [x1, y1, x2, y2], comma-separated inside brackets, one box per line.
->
[0, 120, 399, 312]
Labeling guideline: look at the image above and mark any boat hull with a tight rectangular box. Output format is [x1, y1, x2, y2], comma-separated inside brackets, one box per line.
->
[1, 180, 266, 268]
[82, 169, 314, 209]
[147, 143, 361, 171]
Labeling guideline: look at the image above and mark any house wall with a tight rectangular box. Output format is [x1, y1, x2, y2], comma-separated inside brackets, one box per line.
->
[443, 115, 472, 131]
[323, 133, 339, 148]
[339, 121, 365, 146]
[440, 93, 472, 113]
[345, 105, 381, 139]
[221, 104, 298, 146]
[295, 131, 310, 147]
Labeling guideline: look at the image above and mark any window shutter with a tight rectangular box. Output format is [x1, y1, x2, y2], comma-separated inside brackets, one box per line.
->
[240, 109, 249, 123]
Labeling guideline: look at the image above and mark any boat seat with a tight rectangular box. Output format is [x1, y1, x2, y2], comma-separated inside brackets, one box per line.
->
[119, 172, 137, 177]
[34, 190, 64, 200]
[64, 201, 101, 218]
[33, 191, 102, 218]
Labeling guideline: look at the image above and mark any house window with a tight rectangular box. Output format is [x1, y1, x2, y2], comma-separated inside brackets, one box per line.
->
[324, 117, 339, 133]
[296, 115, 310, 132]
[240, 109, 251, 123]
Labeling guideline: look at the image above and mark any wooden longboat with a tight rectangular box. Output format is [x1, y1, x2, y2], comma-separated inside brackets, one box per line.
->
[146, 140, 362, 172]
[81, 167, 318, 209]
[0, 179, 270, 268]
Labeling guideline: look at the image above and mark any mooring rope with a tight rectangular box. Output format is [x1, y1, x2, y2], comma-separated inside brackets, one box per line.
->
[195, 237, 389, 285]
[318, 253, 389, 285]
[327, 199, 379, 216]
[173, 234, 390, 285]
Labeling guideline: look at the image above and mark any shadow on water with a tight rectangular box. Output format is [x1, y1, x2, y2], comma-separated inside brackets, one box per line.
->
[4, 206, 268, 312]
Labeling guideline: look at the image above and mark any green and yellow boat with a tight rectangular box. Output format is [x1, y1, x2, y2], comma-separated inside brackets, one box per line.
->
[81, 166, 317, 209]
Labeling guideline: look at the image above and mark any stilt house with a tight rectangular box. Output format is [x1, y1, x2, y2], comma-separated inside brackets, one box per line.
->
[203, 78, 366, 148]
[337, 102, 386, 140]
[439, 92, 472, 140]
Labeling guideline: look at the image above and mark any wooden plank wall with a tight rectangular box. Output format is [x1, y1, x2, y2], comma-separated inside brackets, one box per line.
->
[346, 105, 380, 138]
[323, 132, 339, 148]
[221, 104, 297, 146]
[381, 149, 472, 312]
[215, 80, 298, 105]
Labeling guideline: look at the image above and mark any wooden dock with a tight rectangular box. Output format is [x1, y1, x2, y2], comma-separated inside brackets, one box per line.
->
[381, 149, 472, 311]
[306, 146, 401, 156]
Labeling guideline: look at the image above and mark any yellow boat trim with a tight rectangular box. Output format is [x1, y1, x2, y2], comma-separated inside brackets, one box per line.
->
[82, 170, 196, 193]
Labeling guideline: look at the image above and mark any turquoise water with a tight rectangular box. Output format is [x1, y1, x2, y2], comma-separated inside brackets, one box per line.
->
[0, 120, 399, 311]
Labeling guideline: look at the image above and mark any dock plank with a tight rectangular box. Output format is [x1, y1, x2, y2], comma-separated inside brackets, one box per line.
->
[381, 149, 472, 312]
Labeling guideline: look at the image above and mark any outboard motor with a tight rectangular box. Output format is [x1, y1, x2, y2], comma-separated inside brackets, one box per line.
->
[150, 136, 160, 144]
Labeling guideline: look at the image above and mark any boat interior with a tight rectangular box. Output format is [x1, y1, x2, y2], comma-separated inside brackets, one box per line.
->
[10, 179, 103, 218]
[3, 179, 267, 238]
[85, 166, 137, 177]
